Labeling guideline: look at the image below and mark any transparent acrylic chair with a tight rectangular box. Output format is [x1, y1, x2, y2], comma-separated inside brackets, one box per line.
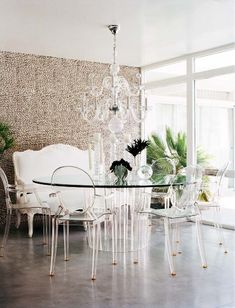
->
[49, 166, 116, 280]
[0, 167, 51, 256]
[134, 165, 207, 276]
[151, 158, 177, 209]
[197, 161, 230, 253]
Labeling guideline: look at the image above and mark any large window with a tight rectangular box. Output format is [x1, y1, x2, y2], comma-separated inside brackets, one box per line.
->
[195, 73, 235, 168]
[142, 44, 235, 227]
[145, 84, 186, 139]
[195, 49, 235, 72]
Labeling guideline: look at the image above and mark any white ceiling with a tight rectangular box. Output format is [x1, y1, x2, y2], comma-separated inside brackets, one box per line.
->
[0, 0, 234, 67]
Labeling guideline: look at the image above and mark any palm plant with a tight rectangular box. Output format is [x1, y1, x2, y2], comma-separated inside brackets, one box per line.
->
[0, 122, 15, 158]
[147, 127, 211, 201]
[147, 127, 210, 173]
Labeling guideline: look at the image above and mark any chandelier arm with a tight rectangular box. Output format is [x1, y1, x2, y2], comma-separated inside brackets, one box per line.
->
[130, 107, 148, 124]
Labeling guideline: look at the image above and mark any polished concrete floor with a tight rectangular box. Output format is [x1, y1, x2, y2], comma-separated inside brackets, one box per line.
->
[0, 221, 235, 308]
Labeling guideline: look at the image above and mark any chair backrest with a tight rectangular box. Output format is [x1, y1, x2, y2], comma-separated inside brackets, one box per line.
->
[152, 157, 176, 176]
[151, 158, 177, 188]
[0, 167, 12, 210]
[13, 144, 92, 186]
[173, 165, 203, 210]
[183, 165, 203, 184]
[51, 166, 96, 215]
[214, 161, 230, 200]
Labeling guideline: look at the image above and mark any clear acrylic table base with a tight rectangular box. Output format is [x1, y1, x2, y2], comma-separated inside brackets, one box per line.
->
[88, 187, 152, 252]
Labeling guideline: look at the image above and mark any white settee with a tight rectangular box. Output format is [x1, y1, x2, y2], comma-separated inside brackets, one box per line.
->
[13, 144, 92, 237]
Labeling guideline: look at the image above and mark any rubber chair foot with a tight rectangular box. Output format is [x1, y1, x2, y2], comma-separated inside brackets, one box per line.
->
[202, 265, 208, 269]
[133, 261, 138, 264]
[171, 272, 176, 276]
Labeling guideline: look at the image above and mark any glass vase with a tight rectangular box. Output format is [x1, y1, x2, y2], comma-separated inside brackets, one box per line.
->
[114, 165, 128, 185]
[131, 155, 141, 181]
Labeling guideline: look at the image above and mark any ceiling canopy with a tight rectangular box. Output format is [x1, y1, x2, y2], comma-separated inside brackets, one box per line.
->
[0, 0, 234, 67]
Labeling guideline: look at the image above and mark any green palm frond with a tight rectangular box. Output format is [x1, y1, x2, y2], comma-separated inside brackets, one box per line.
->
[166, 127, 177, 153]
[147, 127, 210, 201]
[0, 122, 15, 155]
[147, 127, 209, 172]
[197, 146, 211, 166]
[147, 134, 167, 164]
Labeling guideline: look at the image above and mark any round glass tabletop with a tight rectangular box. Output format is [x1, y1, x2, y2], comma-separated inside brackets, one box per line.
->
[33, 174, 185, 188]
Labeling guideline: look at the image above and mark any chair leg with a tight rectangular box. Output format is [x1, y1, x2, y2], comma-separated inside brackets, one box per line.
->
[164, 196, 170, 209]
[213, 207, 221, 243]
[15, 210, 21, 229]
[177, 225, 182, 254]
[133, 213, 140, 264]
[83, 222, 88, 231]
[42, 209, 47, 245]
[63, 221, 69, 261]
[91, 223, 99, 280]
[91, 223, 96, 280]
[87, 223, 92, 247]
[174, 224, 182, 254]
[49, 218, 59, 276]
[164, 218, 176, 276]
[111, 215, 117, 265]
[63, 222, 66, 260]
[0, 210, 12, 257]
[94, 224, 99, 278]
[98, 222, 103, 250]
[27, 213, 34, 238]
[47, 211, 51, 256]
[171, 224, 177, 256]
[114, 213, 118, 262]
[215, 207, 227, 253]
[195, 216, 207, 269]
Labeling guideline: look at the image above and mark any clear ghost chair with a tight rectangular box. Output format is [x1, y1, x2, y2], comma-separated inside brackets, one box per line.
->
[0, 167, 50, 256]
[197, 161, 230, 253]
[151, 158, 177, 209]
[134, 165, 207, 276]
[49, 166, 116, 280]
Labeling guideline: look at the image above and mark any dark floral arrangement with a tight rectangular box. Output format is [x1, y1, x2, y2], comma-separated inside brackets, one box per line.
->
[126, 138, 150, 157]
[110, 159, 132, 172]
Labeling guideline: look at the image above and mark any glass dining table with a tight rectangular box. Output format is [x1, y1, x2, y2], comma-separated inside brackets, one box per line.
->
[33, 174, 184, 188]
[33, 175, 185, 252]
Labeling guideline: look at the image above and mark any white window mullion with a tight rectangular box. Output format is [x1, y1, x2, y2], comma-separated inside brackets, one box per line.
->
[186, 56, 196, 166]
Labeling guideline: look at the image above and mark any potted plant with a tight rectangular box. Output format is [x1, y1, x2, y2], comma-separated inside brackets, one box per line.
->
[126, 138, 150, 177]
[0, 122, 15, 160]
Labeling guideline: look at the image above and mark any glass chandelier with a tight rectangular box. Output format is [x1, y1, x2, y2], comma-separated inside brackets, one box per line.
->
[79, 25, 148, 133]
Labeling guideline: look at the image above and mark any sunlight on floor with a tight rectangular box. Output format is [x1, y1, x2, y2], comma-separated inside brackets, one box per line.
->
[201, 189, 235, 228]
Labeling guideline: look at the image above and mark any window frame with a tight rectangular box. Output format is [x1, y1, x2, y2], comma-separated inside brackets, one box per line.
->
[141, 43, 235, 166]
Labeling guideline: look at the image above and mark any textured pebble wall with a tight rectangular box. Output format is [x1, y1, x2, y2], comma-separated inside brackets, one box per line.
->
[0, 51, 140, 225]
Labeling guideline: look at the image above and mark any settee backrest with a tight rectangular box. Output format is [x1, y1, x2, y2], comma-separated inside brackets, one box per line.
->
[13, 144, 91, 185]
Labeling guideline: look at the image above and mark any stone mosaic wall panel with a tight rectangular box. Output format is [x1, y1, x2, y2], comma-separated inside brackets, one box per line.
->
[0, 51, 140, 226]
